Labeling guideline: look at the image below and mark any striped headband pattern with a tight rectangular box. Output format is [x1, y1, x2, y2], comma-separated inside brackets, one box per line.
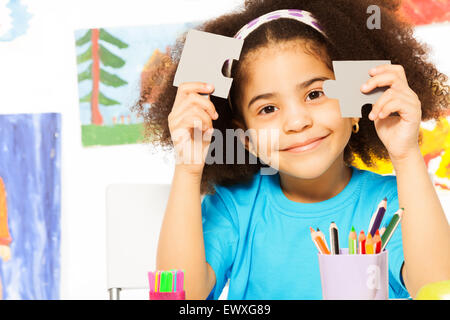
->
[224, 9, 327, 79]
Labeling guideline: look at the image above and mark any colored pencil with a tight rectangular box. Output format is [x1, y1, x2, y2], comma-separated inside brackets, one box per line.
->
[148, 271, 155, 293]
[310, 227, 321, 253]
[177, 270, 185, 292]
[368, 197, 387, 237]
[381, 208, 404, 251]
[160, 271, 167, 292]
[165, 271, 171, 292]
[358, 230, 366, 254]
[365, 233, 374, 254]
[155, 270, 161, 292]
[315, 235, 331, 255]
[329, 222, 340, 255]
[348, 226, 357, 254]
[166, 271, 172, 292]
[374, 229, 382, 254]
[380, 227, 386, 237]
[316, 228, 331, 254]
[316, 228, 330, 253]
[148, 269, 185, 294]
[310, 227, 330, 254]
[170, 269, 177, 292]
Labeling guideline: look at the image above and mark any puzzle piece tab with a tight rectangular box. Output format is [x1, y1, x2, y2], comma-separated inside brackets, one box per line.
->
[323, 60, 391, 118]
[173, 29, 244, 99]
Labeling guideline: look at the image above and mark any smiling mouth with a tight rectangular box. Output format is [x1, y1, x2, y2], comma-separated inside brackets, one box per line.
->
[281, 135, 329, 153]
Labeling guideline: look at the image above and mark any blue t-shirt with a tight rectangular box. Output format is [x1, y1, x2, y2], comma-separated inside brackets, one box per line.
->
[201, 166, 410, 299]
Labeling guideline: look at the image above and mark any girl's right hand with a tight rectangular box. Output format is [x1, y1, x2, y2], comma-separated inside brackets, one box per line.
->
[168, 82, 218, 177]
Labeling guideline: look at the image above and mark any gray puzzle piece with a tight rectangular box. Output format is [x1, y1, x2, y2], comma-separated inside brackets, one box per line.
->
[173, 29, 244, 99]
[323, 60, 391, 118]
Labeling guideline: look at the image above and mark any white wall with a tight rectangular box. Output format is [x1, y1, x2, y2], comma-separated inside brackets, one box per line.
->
[0, 0, 448, 300]
[0, 0, 243, 300]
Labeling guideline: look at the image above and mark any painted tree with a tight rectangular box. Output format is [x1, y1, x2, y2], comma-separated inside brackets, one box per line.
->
[76, 28, 129, 125]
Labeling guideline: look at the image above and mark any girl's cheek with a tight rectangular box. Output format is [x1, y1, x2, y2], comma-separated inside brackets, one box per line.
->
[317, 103, 347, 129]
[322, 100, 342, 118]
[254, 129, 281, 153]
[331, 119, 353, 138]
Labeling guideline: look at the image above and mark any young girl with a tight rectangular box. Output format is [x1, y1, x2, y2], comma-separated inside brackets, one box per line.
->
[134, 0, 450, 299]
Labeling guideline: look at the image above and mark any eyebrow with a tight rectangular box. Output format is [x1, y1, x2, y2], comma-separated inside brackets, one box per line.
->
[247, 76, 330, 110]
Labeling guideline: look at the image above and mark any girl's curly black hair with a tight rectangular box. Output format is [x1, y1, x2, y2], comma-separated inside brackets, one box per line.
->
[133, 0, 449, 195]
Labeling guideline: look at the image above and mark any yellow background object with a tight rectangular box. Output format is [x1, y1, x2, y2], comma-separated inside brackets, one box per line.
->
[415, 280, 450, 300]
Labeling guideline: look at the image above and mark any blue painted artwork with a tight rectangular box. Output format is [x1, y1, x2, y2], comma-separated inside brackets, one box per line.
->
[0, 0, 32, 42]
[0, 113, 61, 299]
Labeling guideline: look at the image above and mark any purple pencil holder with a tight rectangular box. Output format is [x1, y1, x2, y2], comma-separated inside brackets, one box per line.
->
[318, 248, 389, 300]
[149, 290, 186, 300]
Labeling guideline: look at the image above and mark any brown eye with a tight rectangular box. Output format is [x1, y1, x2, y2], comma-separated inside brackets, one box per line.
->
[258, 105, 278, 115]
[306, 90, 324, 101]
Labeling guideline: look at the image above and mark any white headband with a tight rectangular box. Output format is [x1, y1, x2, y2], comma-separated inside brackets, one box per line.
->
[224, 9, 327, 80]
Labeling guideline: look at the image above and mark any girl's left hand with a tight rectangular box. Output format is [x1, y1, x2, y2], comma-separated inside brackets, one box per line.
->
[360, 64, 422, 162]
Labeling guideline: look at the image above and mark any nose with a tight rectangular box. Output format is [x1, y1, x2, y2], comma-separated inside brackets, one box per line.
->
[282, 103, 313, 133]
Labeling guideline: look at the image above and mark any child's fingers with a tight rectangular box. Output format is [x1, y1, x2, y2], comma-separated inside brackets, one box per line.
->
[369, 89, 417, 120]
[172, 85, 218, 120]
[369, 89, 396, 120]
[375, 100, 402, 120]
[369, 64, 408, 82]
[374, 97, 420, 123]
[361, 72, 404, 93]
[180, 108, 213, 132]
[186, 93, 219, 120]
[171, 111, 210, 134]
[169, 106, 213, 139]
[178, 82, 215, 96]
[369, 88, 394, 120]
